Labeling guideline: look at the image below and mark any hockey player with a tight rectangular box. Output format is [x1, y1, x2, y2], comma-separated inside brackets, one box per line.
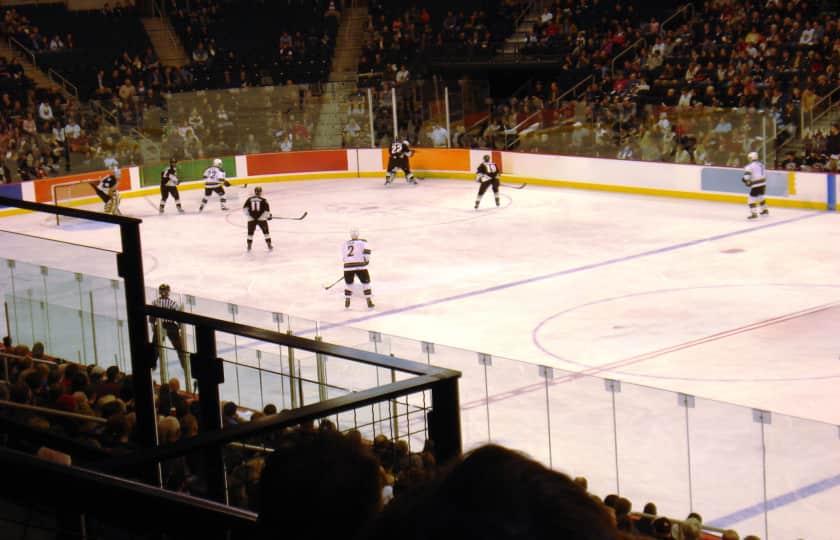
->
[243, 186, 273, 251]
[343, 229, 374, 309]
[742, 151, 768, 219]
[150, 283, 189, 376]
[474, 154, 501, 209]
[93, 164, 121, 215]
[198, 158, 231, 211]
[159, 158, 184, 214]
[385, 138, 417, 185]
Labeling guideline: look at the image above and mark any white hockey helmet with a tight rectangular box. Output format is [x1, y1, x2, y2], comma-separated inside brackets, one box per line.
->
[350, 229, 360, 240]
[747, 151, 759, 161]
[213, 158, 223, 167]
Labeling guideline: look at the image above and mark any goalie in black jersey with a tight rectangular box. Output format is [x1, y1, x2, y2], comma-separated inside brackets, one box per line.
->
[159, 158, 184, 214]
[474, 155, 501, 209]
[385, 138, 417, 185]
[93, 164, 121, 215]
[243, 186, 273, 251]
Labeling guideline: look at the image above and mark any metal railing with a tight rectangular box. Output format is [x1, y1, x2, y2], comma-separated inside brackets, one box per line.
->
[0, 399, 107, 425]
[660, 3, 694, 33]
[7, 36, 36, 66]
[47, 67, 79, 98]
[802, 86, 840, 135]
[610, 37, 647, 77]
[504, 74, 593, 149]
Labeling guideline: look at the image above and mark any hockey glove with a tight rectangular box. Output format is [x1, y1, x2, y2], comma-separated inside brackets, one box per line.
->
[741, 172, 752, 187]
[224, 180, 232, 187]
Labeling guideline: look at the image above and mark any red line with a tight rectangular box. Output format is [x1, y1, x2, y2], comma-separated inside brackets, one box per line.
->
[461, 301, 840, 410]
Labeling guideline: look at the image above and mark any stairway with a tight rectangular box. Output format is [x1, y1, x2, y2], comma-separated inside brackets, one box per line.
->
[500, 3, 544, 55]
[142, 17, 189, 68]
[312, 6, 369, 149]
[0, 40, 67, 95]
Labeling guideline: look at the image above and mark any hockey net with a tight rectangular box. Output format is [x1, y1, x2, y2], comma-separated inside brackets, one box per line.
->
[52, 180, 99, 225]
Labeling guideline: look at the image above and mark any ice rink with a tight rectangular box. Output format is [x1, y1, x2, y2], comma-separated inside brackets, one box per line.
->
[2, 177, 839, 539]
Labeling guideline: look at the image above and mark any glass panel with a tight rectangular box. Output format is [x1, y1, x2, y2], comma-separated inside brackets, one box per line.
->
[484, 356, 550, 466]
[764, 413, 840, 540]
[691, 398, 765, 536]
[432, 343, 490, 451]
[547, 370, 618, 496]
[614, 383, 690, 518]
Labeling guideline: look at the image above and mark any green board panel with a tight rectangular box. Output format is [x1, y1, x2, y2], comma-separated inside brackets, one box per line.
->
[140, 156, 237, 187]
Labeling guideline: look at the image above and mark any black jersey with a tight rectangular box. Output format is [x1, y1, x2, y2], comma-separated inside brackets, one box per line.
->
[98, 174, 118, 191]
[389, 140, 412, 159]
[161, 166, 179, 187]
[243, 195, 271, 220]
[477, 161, 500, 181]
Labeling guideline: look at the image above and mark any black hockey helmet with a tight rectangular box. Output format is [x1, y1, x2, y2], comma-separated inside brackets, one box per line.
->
[159, 283, 171, 296]
[254, 186, 263, 195]
[483, 154, 491, 162]
[169, 158, 177, 166]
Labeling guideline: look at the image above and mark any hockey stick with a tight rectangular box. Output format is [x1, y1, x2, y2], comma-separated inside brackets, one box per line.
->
[274, 211, 308, 220]
[323, 276, 343, 290]
[501, 182, 527, 190]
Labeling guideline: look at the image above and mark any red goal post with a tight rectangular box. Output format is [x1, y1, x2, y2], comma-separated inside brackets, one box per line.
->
[52, 179, 99, 225]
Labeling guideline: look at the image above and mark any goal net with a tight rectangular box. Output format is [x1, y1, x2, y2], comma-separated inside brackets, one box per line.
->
[52, 180, 99, 225]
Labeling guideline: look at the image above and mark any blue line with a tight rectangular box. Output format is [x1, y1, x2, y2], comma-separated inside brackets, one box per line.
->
[318, 212, 824, 333]
[709, 473, 840, 528]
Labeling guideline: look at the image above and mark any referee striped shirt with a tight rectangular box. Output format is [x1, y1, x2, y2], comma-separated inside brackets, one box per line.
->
[153, 295, 181, 324]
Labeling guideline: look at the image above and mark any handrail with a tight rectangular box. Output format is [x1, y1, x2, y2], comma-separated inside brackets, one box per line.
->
[7, 36, 37, 66]
[610, 37, 647, 77]
[807, 86, 840, 132]
[0, 446, 257, 536]
[660, 3, 694, 33]
[504, 74, 593, 149]
[47, 67, 79, 98]
[0, 399, 107, 424]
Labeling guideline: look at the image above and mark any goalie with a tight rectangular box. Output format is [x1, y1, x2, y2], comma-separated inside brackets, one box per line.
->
[742, 151, 768, 220]
[243, 186, 273, 251]
[92, 161, 121, 216]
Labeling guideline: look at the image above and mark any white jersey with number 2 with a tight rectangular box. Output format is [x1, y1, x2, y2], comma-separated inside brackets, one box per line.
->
[343, 239, 370, 270]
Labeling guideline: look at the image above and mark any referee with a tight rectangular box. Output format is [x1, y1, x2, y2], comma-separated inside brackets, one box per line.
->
[151, 284, 190, 385]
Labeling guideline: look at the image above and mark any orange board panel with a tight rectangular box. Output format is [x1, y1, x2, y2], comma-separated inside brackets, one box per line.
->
[246, 150, 348, 176]
[34, 169, 131, 203]
[380, 148, 470, 172]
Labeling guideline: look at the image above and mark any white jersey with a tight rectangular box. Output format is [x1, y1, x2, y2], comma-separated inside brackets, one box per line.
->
[203, 165, 227, 188]
[744, 160, 766, 188]
[343, 238, 370, 270]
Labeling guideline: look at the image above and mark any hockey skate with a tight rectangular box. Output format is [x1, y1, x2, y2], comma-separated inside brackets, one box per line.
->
[198, 204, 205, 212]
[159, 206, 164, 214]
[177, 206, 184, 213]
[345, 298, 351, 308]
[748, 213, 758, 220]
[366, 298, 375, 309]
[760, 209, 769, 217]
[221, 205, 229, 211]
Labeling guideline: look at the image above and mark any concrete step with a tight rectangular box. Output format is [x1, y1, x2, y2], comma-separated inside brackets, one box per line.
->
[0, 41, 66, 94]
[142, 16, 189, 67]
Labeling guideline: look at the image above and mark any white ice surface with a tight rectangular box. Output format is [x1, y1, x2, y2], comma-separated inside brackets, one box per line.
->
[2, 177, 839, 539]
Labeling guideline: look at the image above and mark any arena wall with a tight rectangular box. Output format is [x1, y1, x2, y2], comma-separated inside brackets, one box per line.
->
[0, 149, 835, 216]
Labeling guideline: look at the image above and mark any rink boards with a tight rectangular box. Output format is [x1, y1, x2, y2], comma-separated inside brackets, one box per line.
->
[0, 148, 835, 215]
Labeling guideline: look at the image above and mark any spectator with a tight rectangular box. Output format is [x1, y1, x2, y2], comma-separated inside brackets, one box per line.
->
[364, 444, 617, 540]
[222, 401, 240, 427]
[257, 428, 382, 540]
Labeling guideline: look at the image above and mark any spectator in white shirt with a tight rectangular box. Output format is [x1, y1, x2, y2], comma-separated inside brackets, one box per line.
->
[38, 101, 54, 126]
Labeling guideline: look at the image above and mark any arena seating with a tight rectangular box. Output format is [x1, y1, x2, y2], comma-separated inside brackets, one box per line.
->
[168, 0, 336, 88]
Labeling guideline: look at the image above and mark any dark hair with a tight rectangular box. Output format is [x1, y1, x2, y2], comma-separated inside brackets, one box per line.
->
[222, 401, 238, 417]
[106, 365, 120, 382]
[257, 430, 382, 539]
[364, 444, 617, 540]
[263, 403, 277, 415]
[603, 494, 619, 508]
